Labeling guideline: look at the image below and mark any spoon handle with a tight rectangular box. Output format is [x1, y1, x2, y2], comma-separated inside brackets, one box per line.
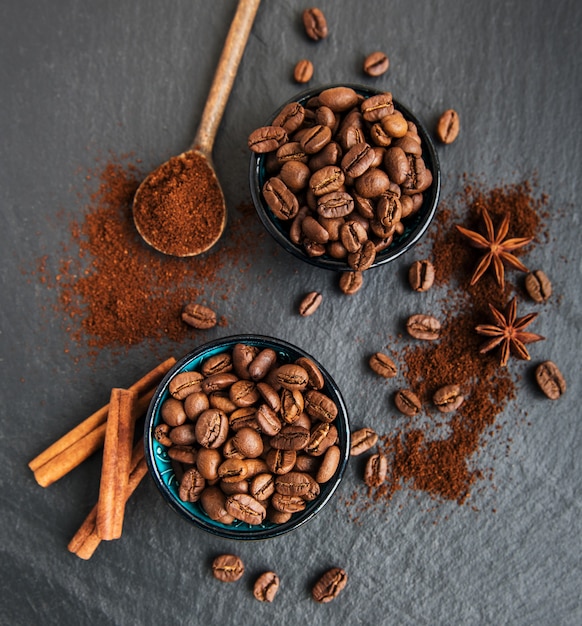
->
[191, 0, 261, 157]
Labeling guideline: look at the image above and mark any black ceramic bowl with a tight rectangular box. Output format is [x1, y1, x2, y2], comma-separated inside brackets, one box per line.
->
[249, 83, 441, 271]
[144, 334, 350, 540]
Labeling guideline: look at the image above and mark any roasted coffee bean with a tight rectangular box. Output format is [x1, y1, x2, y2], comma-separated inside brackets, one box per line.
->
[250, 473, 276, 501]
[347, 240, 376, 271]
[167, 445, 197, 465]
[433, 384, 464, 412]
[525, 270, 552, 303]
[304, 422, 331, 455]
[394, 389, 422, 416]
[267, 508, 292, 524]
[161, 397, 187, 427]
[339, 270, 364, 295]
[279, 389, 304, 424]
[232, 343, 259, 380]
[181, 302, 217, 329]
[201, 353, 232, 376]
[270, 425, 310, 450]
[200, 487, 235, 524]
[226, 493, 266, 525]
[316, 445, 341, 483]
[266, 448, 297, 475]
[196, 447, 222, 480]
[233, 427, 264, 458]
[218, 458, 249, 483]
[309, 165, 345, 196]
[276, 141, 308, 164]
[178, 467, 206, 502]
[354, 168, 391, 198]
[317, 191, 354, 219]
[248, 126, 288, 153]
[300, 124, 333, 155]
[340, 220, 368, 253]
[212, 554, 245, 582]
[294, 356, 324, 390]
[383, 146, 410, 185]
[229, 406, 259, 431]
[253, 571, 280, 603]
[319, 87, 359, 113]
[408, 259, 435, 292]
[256, 382, 282, 411]
[195, 409, 229, 448]
[312, 567, 348, 603]
[406, 314, 441, 340]
[309, 141, 343, 170]
[202, 372, 238, 394]
[350, 427, 378, 456]
[247, 348, 277, 381]
[169, 423, 198, 446]
[369, 352, 397, 378]
[341, 142, 375, 178]
[294, 58, 314, 83]
[299, 291, 323, 316]
[229, 379, 260, 407]
[169, 371, 204, 399]
[381, 110, 408, 138]
[154, 423, 173, 447]
[272, 102, 306, 134]
[304, 390, 338, 422]
[275, 471, 313, 496]
[279, 160, 311, 193]
[363, 50, 389, 77]
[302, 7, 328, 41]
[364, 452, 387, 486]
[270, 493, 306, 513]
[222, 437, 244, 460]
[535, 361, 566, 400]
[435, 109, 460, 144]
[263, 177, 300, 220]
[275, 363, 309, 390]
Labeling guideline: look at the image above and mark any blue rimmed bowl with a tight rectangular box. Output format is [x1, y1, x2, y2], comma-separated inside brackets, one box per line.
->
[249, 83, 441, 271]
[144, 334, 350, 540]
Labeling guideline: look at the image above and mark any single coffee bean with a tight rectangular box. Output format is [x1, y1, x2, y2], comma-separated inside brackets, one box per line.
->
[167, 445, 197, 465]
[218, 458, 249, 483]
[347, 239, 376, 271]
[319, 87, 359, 113]
[363, 51, 389, 77]
[270, 425, 310, 451]
[312, 567, 348, 603]
[212, 554, 245, 582]
[178, 467, 206, 502]
[267, 508, 292, 524]
[341, 142, 375, 178]
[250, 473, 276, 501]
[256, 382, 282, 411]
[161, 397, 187, 427]
[299, 291, 323, 316]
[196, 447, 222, 480]
[360, 92, 394, 122]
[350, 427, 378, 456]
[309, 165, 345, 196]
[294, 58, 314, 83]
[300, 124, 333, 155]
[220, 479, 249, 495]
[200, 486, 235, 524]
[263, 177, 300, 220]
[270, 492, 306, 514]
[201, 353, 232, 376]
[408, 259, 435, 292]
[339, 270, 364, 295]
[309, 141, 343, 171]
[195, 409, 229, 448]
[369, 352, 397, 378]
[274, 471, 313, 497]
[433, 384, 464, 413]
[280, 389, 305, 424]
[233, 426, 264, 458]
[169, 371, 204, 399]
[229, 379, 260, 407]
[247, 348, 277, 381]
[225, 493, 266, 525]
[279, 160, 311, 193]
[232, 343, 259, 380]
[406, 314, 441, 340]
[253, 571, 280, 603]
[364, 452, 387, 486]
[266, 448, 297, 475]
[317, 191, 354, 219]
[274, 363, 309, 390]
[169, 423, 198, 446]
[295, 356, 325, 390]
[381, 111, 408, 138]
[272, 102, 305, 134]
[276, 141, 308, 164]
[535, 361, 566, 400]
[354, 168, 391, 198]
[302, 7, 328, 41]
[394, 389, 422, 416]
[154, 423, 173, 447]
[316, 444, 341, 483]
[383, 146, 411, 185]
[202, 372, 238, 394]
[435, 109, 460, 144]
[525, 270, 552, 303]
[248, 126, 288, 153]
[304, 422, 331, 455]
[229, 406, 259, 431]
[304, 389, 338, 422]
[181, 302, 217, 329]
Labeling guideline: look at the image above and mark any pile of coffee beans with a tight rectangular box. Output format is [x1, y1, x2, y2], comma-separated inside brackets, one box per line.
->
[248, 85, 434, 271]
[154, 343, 343, 526]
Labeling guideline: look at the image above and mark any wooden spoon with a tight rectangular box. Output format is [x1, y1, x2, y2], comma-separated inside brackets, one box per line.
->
[133, 0, 261, 257]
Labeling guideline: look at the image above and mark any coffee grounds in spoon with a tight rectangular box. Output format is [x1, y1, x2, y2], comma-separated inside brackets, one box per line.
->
[133, 151, 224, 256]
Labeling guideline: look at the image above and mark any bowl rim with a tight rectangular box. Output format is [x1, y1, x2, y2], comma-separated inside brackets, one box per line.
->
[144, 333, 350, 540]
[249, 82, 441, 271]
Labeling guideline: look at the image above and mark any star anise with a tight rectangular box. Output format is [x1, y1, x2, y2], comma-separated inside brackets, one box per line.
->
[475, 296, 544, 367]
[456, 208, 533, 289]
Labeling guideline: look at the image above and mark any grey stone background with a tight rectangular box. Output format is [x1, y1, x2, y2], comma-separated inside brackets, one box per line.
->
[1, 1, 580, 624]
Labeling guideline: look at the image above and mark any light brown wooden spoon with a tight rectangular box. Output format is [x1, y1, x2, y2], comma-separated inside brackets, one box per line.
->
[133, 0, 261, 257]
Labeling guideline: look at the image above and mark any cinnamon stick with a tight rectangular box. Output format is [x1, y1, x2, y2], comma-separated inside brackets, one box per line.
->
[96, 388, 137, 540]
[68, 443, 147, 560]
[31, 387, 155, 487]
[29, 356, 175, 484]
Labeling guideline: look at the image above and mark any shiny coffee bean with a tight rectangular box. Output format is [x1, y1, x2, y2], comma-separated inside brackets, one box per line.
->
[295, 356, 325, 390]
[535, 361, 566, 400]
[363, 50, 389, 77]
[364, 452, 387, 486]
[302, 7, 328, 41]
[299, 291, 323, 316]
[266, 448, 297, 475]
[181, 302, 217, 329]
[339, 270, 364, 295]
[161, 397, 187, 427]
[394, 389, 422, 416]
[200, 487, 235, 525]
[248, 126, 288, 153]
[312, 567, 348, 603]
[406, 314, 441, 340]
[195, 409, 229, 448]
[316, 445, 341, 483]
[225, 493, 266, 525]
[408, 259, 435, 292]
[350, 427, 378, 456]
[433, 384, 464, 412]
[263, 177, 300, 220]
[178, 467, 206, 502]
[274, 363, 309, 390]
[318, 86, 359, 113]
[212, 554, 245, 582]
[304, 390, 338, 422]
[272, 102, 306, 134]
[294, 58, 314, 83]
[270, 425, 310, 451]
[435, 109, 460, 144]
[169, 371, 204, 399]
[525, 270, 552, 303]
[369, 352, 397, 378]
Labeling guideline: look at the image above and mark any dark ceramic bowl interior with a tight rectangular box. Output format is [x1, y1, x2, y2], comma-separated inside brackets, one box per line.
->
[249, 83, 441, 271]
[144, 334, 350, 540]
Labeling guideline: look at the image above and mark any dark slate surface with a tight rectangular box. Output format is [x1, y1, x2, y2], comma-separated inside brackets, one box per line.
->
[1, 1, 581, 624]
